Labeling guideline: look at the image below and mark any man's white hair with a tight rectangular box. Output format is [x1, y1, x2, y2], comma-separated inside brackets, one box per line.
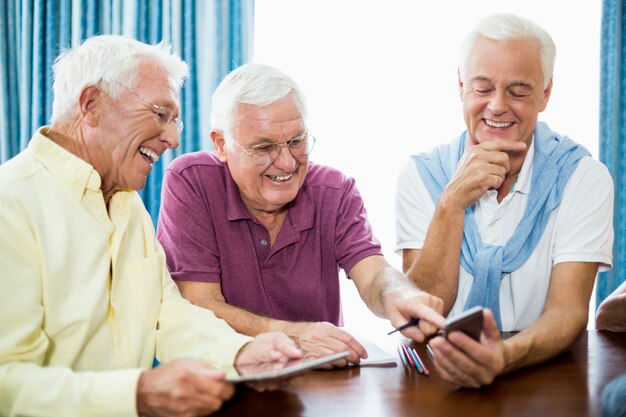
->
[459, 14, 556, 89]
[210, 63, 307, 146]
[51, 35, 189, 123]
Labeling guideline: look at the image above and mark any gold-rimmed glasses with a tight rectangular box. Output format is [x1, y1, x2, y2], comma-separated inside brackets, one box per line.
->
[233, 133, 316, 167]
[114, 82, 183, 134]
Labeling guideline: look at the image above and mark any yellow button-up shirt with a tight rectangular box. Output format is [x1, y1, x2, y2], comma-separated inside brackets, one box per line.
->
[0, 128, 251, 417]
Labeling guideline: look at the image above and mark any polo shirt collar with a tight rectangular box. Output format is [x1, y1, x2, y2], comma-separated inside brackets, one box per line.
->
[270, 189, 315, 253]
[224, 164, 315, 232]
[285, 183, 315, 231]
[225, 165, 255, 221]
[513, 138, 534, 196]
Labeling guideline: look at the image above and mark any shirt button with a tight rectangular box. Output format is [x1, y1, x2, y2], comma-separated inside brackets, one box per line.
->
[261, 239, 268, 246]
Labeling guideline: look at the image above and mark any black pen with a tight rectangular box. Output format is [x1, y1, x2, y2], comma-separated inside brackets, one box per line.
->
[387, 318, 420, 335]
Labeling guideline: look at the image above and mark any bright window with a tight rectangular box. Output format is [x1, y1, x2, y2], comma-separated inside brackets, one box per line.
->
[254, 1, 601, 335]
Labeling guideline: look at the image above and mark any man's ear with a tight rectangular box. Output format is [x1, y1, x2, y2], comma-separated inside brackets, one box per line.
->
[539, 79, 553, 113]
[78, 85, 102, 127]
[211, 130, 229, 162]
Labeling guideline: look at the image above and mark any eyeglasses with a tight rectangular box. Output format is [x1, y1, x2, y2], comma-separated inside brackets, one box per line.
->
[114, 82, 184, 134]
[234, 133, 316, 167]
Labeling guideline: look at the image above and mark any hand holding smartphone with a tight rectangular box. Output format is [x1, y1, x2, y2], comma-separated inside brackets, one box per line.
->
[443, 306, 484, 342]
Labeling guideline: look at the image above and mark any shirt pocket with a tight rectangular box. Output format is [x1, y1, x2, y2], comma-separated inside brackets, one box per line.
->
[125, 255, 163, 328]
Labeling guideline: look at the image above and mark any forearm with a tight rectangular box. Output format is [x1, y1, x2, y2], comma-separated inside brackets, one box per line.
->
[190, 293, 313, 340]
[408, 199, 465, 313]
[361, 265, 417, 318]
[191, 296, 278, 336]
[350, 257, 445, 336]
[348, 254, 423, 319]
[175, 279, 284, 338]
[501, 306, 587, 374]
[190, 294, 359, 361]
[502, 262, 597, 374]
[0, 363, 141, 417]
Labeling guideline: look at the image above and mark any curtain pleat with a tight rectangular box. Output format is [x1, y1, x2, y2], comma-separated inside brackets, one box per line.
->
[0, 0, 19, 160]
[181, 0, 198, 156]
[57, 0, 72, 50]
[598, 0, 626, 305]
[0, 0, 253, 226]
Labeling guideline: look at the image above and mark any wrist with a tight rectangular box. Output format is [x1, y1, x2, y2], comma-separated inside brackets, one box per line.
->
[233, 340, 252, 366]
[436, 192, 467, 215]
[269, 321, 308, 350]
[135, 371, 149, 416]
[267, 318, 291, 334]
[501, 340, 514, 374]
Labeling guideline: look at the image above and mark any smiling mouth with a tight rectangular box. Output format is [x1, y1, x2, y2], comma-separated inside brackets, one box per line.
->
[267, 173, 293, 182]
[484, 119, 512, 128]
[139, 146, 159, 163]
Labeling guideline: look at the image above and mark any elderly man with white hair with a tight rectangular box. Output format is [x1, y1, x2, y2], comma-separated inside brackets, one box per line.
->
[396, 13, 614, 388]
[0, 35, 304, 417]
[156, 63, 447, 368]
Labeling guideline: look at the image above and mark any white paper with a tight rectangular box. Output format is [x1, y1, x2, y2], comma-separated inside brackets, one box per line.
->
[344, 329, 398, 366]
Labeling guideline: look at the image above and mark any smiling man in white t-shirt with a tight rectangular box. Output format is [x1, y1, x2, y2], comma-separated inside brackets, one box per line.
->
[395, 13, 613, 388]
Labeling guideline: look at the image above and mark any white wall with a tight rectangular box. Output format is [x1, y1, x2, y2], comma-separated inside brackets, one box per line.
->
[253, 1, 601, 336]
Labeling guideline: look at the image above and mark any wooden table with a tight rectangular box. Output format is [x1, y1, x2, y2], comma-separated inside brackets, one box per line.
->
[216, 331, 626, 417]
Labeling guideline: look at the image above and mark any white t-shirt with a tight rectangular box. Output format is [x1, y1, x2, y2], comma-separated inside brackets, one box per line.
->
[395, 140, 614, 331]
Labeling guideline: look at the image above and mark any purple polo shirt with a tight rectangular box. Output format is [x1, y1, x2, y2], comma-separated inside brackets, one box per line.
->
[156, 152, 382, 325]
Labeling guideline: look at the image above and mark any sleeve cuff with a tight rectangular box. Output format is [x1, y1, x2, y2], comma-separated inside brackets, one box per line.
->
[90, 368, 143, 417]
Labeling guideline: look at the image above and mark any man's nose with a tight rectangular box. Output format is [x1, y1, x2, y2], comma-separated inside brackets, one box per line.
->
[272, 143, 297, 170]
[162, 123, 180, 149]
[487, 90, 509, 116]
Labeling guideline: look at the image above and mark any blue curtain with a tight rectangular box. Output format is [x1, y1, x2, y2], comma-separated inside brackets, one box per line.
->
[0, 0, 254, 223]
[599, 0, 626, 305]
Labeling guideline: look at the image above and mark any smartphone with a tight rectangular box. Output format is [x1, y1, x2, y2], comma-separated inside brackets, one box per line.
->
[443, 306, 484, 341]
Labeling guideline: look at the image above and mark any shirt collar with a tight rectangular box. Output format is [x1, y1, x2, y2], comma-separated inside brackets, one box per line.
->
[29, 127, 101, 201]
[224, 165, 254, 221]
[513, 138, 534, 195]
[224, 163, 315, 232]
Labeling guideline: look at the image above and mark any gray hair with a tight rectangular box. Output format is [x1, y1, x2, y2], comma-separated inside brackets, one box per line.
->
[459, 14, 556, 89]
[51, 35, 189, 123]
[210, 63, 307, 147]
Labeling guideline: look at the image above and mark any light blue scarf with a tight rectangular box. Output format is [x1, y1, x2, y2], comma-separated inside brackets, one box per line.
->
[412, 122, 590, 329]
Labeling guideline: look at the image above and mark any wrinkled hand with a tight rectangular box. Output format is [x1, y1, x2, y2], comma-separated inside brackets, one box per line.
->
[283, 322, 368, 368]
[442, 140, 526, 209]
[428, 309, 506, 388]
[136, 358, 234, 417]
[385, 287, 446, 342]
[235, 332, 303, 365]
[234, 332, 303, 392]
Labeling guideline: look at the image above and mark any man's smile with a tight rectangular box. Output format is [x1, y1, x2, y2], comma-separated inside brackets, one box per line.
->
[484, 119, 513, 128]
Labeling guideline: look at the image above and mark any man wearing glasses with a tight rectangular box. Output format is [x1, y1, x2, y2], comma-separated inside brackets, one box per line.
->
[157, 63, 446, 366]
[0, 36, 305, 417]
